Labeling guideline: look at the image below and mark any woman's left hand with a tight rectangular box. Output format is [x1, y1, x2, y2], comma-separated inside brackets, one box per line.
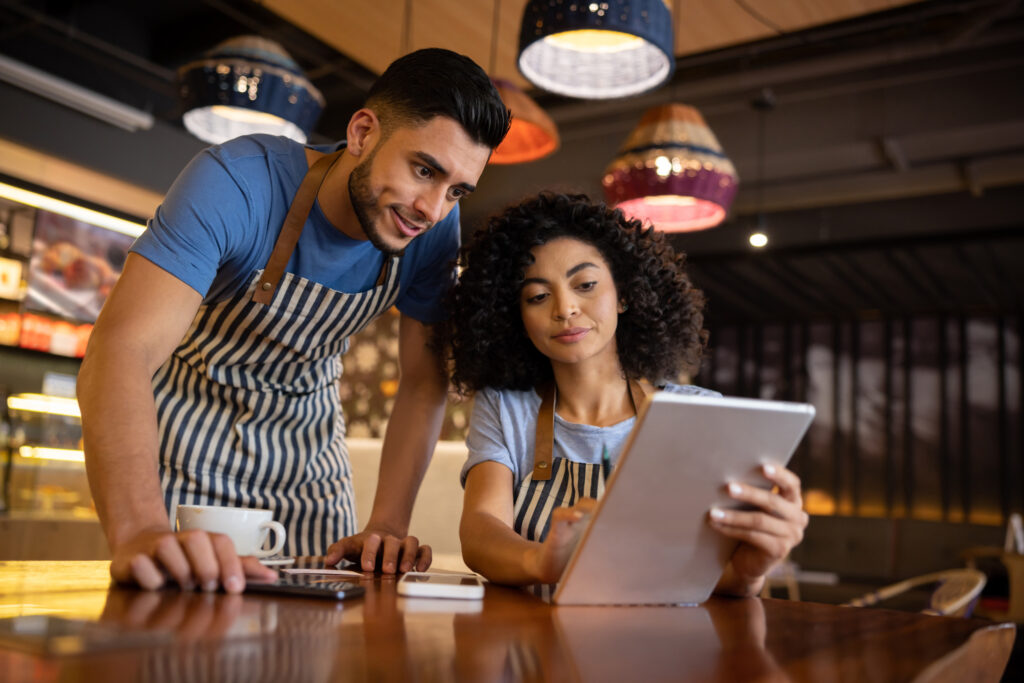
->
[708, 463, 808, 590]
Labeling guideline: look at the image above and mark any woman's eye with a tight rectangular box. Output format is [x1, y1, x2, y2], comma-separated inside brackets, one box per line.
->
[525, 292, 548, 304]
[577, 281, 597, 292]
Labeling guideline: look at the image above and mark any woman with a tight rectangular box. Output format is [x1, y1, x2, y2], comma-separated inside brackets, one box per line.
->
[440, 193, 807, 597]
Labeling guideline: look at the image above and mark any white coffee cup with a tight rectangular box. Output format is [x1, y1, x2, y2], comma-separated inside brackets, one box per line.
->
[175, 504, 286, 558]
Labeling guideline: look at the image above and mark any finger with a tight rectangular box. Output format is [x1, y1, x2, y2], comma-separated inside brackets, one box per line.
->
[325, 535, 358, 566]
[360, 533, 382, 572]
[379, 535, 403, 574]
[398, 536, 420, 573]
[208, 533, 248, 594]
[151, 533, 197, 590]
[760, 463, 803, 502]
[179, 531, 222, 592]
[712, 521, 794, 562]
[574, 497, 599, 514]
[240, 555, 278, 582]
[710, 507, 805, 546]
[415, 544, 432, 572]
[726, 482, 804, 522]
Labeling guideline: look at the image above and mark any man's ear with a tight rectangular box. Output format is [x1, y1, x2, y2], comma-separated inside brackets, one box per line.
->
[346, 108, 380, 157]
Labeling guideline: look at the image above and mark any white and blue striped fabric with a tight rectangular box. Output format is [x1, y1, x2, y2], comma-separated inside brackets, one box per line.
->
[155, 260, 400, 557]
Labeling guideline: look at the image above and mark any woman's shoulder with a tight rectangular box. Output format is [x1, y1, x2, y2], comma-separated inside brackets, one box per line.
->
[659, 382, 723, 398]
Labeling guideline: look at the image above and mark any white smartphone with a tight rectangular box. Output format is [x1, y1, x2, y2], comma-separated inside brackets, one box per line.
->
[396, 572, 485, 600]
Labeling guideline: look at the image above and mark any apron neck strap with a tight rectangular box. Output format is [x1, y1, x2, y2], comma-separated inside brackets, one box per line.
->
[531, 378, 652, 482]
[252, 149, 345, 305]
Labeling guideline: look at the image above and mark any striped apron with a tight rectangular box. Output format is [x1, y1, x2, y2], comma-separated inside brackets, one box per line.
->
[153, 150, 401, 557]
[512, 381, 649, 599]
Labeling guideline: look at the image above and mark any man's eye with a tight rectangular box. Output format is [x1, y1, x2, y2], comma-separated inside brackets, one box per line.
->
[449, 188, 466, 200]
[415, 165, 432, 178]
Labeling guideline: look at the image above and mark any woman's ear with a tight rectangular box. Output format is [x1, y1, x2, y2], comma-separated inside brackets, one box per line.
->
[618, 299, 629, 314]
[345, 108, 380, 157]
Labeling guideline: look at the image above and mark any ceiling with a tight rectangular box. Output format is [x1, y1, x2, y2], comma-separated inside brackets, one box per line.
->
[1, 0, 1023, 325]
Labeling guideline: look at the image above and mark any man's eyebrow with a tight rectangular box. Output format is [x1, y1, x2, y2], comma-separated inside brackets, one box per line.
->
[415, 152, 476, 193]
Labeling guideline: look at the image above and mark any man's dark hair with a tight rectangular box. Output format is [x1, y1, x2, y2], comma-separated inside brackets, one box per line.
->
[366, 48, 510, 149]
[438, 192, 708, 394]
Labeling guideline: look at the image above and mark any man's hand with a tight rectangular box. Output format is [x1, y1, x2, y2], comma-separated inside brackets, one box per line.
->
[528, 497, 598, 585]
[109, 527, 278, 593]
[324, 526, 432, 574]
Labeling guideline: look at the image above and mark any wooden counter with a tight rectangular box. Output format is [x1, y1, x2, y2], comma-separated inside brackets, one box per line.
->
[0, 560, 1015, 682]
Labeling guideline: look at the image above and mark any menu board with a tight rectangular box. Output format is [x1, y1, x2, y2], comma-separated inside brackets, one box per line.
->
[24, 210, 133, 323]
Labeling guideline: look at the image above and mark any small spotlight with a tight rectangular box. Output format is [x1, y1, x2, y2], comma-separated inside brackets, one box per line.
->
[749, 232, 768, 248]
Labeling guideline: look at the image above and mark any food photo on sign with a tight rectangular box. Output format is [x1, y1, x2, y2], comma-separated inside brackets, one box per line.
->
[25, 210, 132, 324]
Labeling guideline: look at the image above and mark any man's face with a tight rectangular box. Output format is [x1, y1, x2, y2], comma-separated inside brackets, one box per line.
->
[348, 116, 491, 255]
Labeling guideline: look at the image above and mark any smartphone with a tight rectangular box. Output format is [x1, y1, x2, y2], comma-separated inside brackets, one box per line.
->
[245, 575, 365, 601]
[396, 572, 485, 600]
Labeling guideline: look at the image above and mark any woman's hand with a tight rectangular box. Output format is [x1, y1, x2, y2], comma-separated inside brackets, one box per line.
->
[709, 463, 808, 596]
[527, 497, 599, 584]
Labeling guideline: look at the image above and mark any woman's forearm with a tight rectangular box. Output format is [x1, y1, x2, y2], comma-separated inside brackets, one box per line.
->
[460, 510, 544, 585]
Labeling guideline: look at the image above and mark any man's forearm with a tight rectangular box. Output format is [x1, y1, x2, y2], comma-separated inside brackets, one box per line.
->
[79, 347, 170, 549]
[365, 377, 447, 534]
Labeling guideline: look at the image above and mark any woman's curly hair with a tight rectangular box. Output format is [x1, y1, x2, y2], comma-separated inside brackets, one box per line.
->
[438, 192, 707, 394]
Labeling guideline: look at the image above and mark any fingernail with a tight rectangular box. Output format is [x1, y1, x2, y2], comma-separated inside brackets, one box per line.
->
[225, 576, 242, 593]
[728, 482, 743, 496]
[385, 562, 395, 573]
[181, 580, 195, 592]
[203, 580, 218, 593]
[400, 562, 411, 573]
[710, 507, 726, 520]
[763, 464, 776, 476]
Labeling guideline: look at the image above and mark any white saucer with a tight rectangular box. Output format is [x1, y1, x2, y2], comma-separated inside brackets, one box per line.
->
[258, 556, 296, 567]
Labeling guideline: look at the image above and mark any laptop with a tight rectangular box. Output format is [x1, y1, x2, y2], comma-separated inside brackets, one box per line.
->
[552, 392, 815, 606]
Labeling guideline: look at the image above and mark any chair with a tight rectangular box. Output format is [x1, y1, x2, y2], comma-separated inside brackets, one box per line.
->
[844, 569, 987, 617]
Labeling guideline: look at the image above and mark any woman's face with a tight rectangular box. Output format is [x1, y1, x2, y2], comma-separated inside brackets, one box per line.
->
[519, 237, 624, 371]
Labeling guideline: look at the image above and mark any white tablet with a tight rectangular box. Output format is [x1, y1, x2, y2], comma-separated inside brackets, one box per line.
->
[553, 392, 815, 606]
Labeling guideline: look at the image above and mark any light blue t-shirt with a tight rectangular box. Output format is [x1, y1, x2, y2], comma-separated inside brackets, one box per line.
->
[462, 383, 723, 488]
[131, 134, 459, 324]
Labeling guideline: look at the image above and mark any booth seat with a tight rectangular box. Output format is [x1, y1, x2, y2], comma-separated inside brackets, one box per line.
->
[347, 437, 468, 560]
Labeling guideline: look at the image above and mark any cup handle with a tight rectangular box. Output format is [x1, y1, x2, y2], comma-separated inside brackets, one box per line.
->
[256, 521, 287, 558]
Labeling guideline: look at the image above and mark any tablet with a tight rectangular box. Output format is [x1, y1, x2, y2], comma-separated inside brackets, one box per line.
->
[552, 392, 815, 606]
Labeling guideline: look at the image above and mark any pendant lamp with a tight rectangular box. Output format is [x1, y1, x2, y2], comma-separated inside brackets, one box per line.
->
[179, 36, 324, 145]
[602, 103, 738, 232]
[518, 0, 675, 99]
[488, 0, 559, 164]
[490, 78, 559, 164]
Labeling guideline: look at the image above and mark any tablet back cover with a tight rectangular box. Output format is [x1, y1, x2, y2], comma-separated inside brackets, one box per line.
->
[553, 393, 814, 606]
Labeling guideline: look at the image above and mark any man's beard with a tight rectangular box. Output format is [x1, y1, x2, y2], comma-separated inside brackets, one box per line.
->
[347, 151, 406, 257]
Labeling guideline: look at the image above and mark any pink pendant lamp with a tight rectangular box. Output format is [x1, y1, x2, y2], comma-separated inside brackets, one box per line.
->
[602, 103, 738, 232]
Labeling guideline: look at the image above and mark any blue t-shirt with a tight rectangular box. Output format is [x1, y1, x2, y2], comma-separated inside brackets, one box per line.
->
[131, 134, 459, 323]
[462, 383, 723, 488]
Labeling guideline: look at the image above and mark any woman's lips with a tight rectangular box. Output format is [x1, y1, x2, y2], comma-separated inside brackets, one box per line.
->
[553, 327, 589, 343]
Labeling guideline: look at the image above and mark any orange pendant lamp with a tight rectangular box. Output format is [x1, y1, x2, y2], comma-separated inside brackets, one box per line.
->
[490, 78, 559, 164]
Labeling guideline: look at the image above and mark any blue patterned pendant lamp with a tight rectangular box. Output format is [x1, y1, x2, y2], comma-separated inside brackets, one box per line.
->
[518, 0, 675, 99]
[179, 36, 324, 144]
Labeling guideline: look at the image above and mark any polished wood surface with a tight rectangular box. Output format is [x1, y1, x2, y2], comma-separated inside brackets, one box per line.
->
[0, 561, 1014, 682]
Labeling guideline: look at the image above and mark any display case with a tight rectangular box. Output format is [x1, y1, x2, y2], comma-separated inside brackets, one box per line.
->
[2, 393, 92, 516]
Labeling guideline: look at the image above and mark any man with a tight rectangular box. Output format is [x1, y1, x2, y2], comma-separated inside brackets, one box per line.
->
[77, 48, 510, 592]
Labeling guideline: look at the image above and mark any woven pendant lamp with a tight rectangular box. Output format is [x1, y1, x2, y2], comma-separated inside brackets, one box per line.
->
[179, 36, 324, 144]
[602, 103, 738, 232]
[490, 78, 559, 164]
[518, 0, 675, 99]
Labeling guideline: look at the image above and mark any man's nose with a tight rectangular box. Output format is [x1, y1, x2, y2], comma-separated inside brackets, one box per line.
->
[413, 188, 448, 225]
